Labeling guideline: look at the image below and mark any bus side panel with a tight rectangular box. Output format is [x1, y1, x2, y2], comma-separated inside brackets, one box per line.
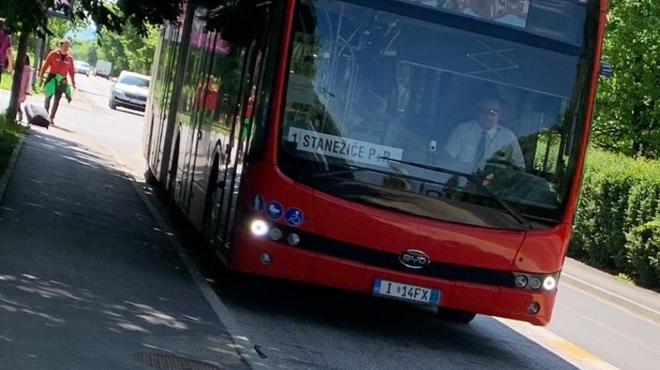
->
[234, 163, 316, 234]
[145, 26, 186, 183]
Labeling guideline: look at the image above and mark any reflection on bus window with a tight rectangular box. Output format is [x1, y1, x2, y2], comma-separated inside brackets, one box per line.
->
[279, 0, 592, 227]
[400, 0, 530, 28]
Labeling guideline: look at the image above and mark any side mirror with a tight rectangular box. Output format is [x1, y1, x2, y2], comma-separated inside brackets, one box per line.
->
[599, 61, 613, 78]
[111, 77, 118, 83]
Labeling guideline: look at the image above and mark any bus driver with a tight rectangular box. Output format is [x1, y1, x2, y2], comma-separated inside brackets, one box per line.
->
[442, 95, 525, 172]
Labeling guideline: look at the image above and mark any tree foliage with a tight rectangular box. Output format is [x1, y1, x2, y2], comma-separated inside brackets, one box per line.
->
[0, 0, 186, 120]
[592, 0, 660, 158]
[71, 24, 159, 76]
[0, 0, 180, 37]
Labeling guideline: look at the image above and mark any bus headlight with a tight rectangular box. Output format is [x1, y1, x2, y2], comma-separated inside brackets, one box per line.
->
[250, 220, 269, 237]
[269, 228, 283, 241]
[529, 277, 542, 290]
[515, 275, 528, 288]
[543, 276, 557, 291]
[512, 272, 559, 291]
[288, 233, 301, 246]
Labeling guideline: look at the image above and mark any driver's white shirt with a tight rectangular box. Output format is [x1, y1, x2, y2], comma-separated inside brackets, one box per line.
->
[444, 120, 525, 169]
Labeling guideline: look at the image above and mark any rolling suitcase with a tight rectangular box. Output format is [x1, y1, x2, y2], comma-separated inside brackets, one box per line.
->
[24, 102, 50, 129]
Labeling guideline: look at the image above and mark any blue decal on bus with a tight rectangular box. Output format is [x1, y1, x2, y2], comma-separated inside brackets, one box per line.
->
[284, 207, 304, 227]
[266, 201, 284, 220]
[253, 194, 265, 213]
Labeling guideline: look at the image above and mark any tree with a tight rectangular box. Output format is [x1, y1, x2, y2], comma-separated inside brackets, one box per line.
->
[592, 0, 660, 158]
[89, 23, 158, 76]
[70, 39, 99, 66]
[0, 0, 185, 120]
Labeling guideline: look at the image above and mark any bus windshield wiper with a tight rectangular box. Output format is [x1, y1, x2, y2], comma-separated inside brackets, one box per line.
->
[379, 157, 532, 229]
[303, 164, 373, 179]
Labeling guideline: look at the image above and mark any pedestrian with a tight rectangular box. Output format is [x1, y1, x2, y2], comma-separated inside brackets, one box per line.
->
[0, 18, 13, 84]
[17, 55, 33, 122]
[39, 38, 76, 125]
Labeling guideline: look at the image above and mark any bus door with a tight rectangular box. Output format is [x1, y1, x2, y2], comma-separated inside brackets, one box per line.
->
[180, 28, 217, 217]
[150, 26, 183, 179]
[185, 31, 223, 226]
[211, 42, 265, 255]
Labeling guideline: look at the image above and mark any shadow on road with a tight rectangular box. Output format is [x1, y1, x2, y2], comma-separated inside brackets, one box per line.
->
[0, 130, 248, 370]
[116, 108, 145, 118]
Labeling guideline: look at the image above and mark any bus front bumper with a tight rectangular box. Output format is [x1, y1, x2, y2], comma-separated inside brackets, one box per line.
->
[229, 229, 557, 326]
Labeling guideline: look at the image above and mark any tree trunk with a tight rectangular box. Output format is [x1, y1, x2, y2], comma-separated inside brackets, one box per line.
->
[6, 29, 31, 121]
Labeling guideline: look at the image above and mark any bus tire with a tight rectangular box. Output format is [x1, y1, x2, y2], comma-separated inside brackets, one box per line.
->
[202, 155, 221, 245]
[437, 307, 477, 324]
[144, 167, 158, 185]
[167, 138, 180, 210]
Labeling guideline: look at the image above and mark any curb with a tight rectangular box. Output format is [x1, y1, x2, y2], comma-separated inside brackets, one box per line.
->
[101, 144, 267, 370]
[0, 134, 26, 203]
[562, 273, 660, 325]
[129, 178, 268, 369]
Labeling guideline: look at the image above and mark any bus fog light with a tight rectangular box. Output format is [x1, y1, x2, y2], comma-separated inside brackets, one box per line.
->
[250, 220, 269, 237]
[543, 276, 557, 290]
[529, 278, 542, 290]
[515, 275, 528, 288]
[528, 302, 541, 314]
[269, 228, 283, 241]
[260, 253, 272, 265]
[288, 233, 301, 246]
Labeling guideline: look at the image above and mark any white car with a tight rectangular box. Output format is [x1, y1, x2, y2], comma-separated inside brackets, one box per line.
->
[95, 60, 112, 79]
[109, 71, 150, 112]
[74, 61, 91, 76]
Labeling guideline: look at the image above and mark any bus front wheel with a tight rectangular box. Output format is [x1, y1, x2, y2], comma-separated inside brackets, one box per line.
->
[437, 307, 477, 324]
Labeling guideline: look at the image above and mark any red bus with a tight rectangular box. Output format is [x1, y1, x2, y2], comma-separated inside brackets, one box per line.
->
[143, 0, 609, 325]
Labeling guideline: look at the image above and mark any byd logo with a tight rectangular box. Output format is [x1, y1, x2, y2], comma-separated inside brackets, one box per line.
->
[399, 250, 431, 269]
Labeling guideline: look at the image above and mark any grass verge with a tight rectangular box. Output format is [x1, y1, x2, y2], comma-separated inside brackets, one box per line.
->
[0, 115, 26, 178]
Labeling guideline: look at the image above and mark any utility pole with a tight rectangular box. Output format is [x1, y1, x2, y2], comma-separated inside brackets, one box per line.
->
[32, 37, 44, 89]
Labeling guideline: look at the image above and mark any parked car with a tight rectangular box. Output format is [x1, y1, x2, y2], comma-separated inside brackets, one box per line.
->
[74, 61, 91, 76]
[109, 71, 150, 112]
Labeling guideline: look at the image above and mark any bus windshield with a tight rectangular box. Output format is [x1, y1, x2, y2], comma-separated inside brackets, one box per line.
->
[279, 0, 595, 229]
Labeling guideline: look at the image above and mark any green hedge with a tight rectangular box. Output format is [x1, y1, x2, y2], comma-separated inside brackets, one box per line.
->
[571, 149, 660, 289]
[626, 221, 660, 288]
[0, 115, 25, 178]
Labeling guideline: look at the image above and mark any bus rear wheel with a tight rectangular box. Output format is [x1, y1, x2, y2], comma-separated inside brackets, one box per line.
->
[437, 307, 477, 324]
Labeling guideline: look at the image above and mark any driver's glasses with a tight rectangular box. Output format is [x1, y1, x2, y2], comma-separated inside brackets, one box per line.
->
[480, 108, 500, 116]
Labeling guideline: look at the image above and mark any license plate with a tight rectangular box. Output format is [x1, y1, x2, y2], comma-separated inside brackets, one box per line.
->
[373, 279, 440, 305]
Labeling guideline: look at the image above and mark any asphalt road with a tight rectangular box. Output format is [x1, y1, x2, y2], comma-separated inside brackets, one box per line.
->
[18, 74, 660, 370]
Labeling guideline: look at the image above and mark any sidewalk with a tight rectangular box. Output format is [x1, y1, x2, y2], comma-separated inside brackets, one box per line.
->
[0, 130, 255, 369]
[562, 258, 660, 325]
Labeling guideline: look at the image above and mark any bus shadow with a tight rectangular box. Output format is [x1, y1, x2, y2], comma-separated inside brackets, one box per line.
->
[165, 231, 586, 369]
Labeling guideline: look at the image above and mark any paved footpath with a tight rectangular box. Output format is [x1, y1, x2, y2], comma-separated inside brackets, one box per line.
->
[0, 128, 254, 370]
